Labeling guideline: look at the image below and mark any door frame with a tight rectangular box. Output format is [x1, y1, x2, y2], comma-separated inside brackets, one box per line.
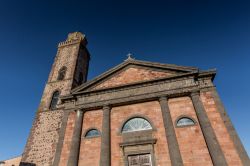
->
[123, 148, 156, 166]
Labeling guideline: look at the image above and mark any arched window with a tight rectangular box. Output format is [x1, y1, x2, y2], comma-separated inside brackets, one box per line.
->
[176, 117, 195, 127]
[50, 91, 60, 110]
[85, 129, 101, 138]
[122, 117, 152, 133]
[57, 66, 67, 80]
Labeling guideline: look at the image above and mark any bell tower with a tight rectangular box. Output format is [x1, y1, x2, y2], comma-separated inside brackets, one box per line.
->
[21, 32, 90, 166]
[38, 32, 90, 112]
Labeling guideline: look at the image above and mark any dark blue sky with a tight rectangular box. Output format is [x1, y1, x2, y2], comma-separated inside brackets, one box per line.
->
[0, 0, 249, 160]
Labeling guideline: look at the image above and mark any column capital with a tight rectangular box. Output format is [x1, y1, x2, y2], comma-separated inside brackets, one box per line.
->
[74, 109, 85, 112]
[74, 109, 86, 116]
[190, 91, 200, 97]
[159, 96, 168, 102]
[103, 105, 111, 110]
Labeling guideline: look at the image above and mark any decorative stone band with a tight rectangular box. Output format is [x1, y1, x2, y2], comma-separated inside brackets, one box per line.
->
[100, 105, 111, 166]
[190, 92, 228, 166]
[159, 96, 184, 166]
[67, 110, 84, 166]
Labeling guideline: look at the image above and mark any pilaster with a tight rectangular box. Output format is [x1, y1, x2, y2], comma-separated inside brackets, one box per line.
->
[100, 105, 111, 166]
[159, 96, 183, 166]
[190, 92, 227, 166]
[67, 110, 84, 166]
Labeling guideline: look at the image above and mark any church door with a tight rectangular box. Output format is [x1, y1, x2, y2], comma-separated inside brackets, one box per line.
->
[128, 154, 152, 166]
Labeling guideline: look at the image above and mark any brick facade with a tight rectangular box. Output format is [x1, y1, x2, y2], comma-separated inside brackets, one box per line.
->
[111, 101, 171, 166]
[78, 110, 103, 165]
[58, 112, 76, 166]
[201, 91, 243, 165]
[20, 32, 249, 166]
[168, 97, 212, 165]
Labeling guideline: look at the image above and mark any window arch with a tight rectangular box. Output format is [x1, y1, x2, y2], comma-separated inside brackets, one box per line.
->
[49, 91, 60, 110]
[57, 66, 67, 80]
[122, 117, 152, 133]
[176, 117, 195, 127]
[85, 129, 101, 138]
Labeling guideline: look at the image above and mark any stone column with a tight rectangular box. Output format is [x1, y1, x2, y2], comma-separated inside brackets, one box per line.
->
[100, 105, 111, 166]
[159, 97, 183, 166]
[190, 92, 227, 166]
[67, 110, 84, 166]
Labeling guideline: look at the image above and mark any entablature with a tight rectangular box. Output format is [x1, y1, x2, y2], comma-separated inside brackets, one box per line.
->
[61, 70, 215, 111]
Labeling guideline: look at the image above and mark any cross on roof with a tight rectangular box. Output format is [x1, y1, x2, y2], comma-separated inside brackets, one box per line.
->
[125, 53, 135, 61]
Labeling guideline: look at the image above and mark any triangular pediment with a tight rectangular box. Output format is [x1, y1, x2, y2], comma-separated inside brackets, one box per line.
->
[92, 66, 176, 90]
[72, 59, 198, 94]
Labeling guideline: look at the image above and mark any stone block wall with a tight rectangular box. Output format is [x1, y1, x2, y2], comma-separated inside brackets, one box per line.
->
[2, 156, 21, 166]
[38, 45, 80, 112]
[48, 94, 245, 166]
[78, 110, 103, 165]
[110, 101, 171, 166]
[48, 46, 78, 83]
[93, 67, 175, 90]
[21, 110, 64, 166]
[168, 97, 213, 165]
[201, 90, 242, 165]
[58, 111, 76, 166]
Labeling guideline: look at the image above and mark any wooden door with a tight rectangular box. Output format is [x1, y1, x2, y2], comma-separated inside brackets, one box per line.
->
[128, 154, 152, 166]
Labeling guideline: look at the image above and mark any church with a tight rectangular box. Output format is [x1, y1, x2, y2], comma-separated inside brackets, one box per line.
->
[18, 32, 249, 166]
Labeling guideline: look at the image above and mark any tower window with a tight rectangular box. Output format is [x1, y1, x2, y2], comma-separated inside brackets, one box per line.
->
[176, 117, 195, 127]
[50, 91, 60, 110]
[85, 129, 101, 138]
[57, 66, 67, 80]
[122, 117, 152, 133]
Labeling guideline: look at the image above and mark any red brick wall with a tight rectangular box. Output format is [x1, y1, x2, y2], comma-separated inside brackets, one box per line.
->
[78, 110, 103, 165]
[168, 97, 213, 166]
[59, 111, 76, 166]
[56, 93, 243, 166]
[201, 91, 242, 165]
[111, 101, 171, 166]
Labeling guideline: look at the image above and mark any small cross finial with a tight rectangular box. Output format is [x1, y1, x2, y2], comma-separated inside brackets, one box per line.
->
[125, 53, 135, 61]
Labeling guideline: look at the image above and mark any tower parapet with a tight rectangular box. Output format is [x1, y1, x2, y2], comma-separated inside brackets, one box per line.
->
[58, 32, 87, 47]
